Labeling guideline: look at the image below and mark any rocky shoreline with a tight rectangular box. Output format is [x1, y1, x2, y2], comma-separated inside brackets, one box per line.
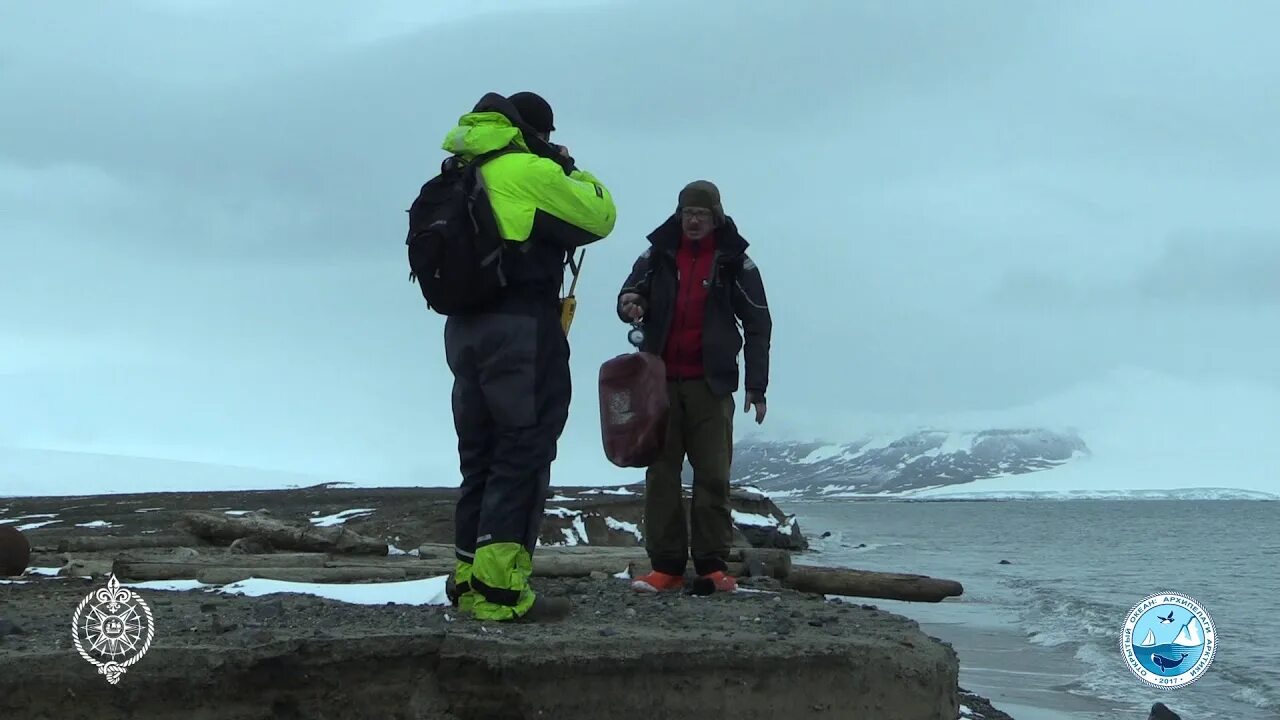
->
[1, 484, 1013, 719]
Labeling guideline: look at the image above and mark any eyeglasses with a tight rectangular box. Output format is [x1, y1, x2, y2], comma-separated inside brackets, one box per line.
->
[681, 208, 713, 220]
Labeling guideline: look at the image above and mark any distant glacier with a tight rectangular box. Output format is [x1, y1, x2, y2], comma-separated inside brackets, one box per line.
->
[720, 429, 1279, 500]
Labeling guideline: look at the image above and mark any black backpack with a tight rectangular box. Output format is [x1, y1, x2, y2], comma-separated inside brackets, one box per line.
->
[405, 148, 512, 315]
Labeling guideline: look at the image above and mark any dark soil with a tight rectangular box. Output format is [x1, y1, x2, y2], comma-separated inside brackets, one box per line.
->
[2, 572, 960, 720]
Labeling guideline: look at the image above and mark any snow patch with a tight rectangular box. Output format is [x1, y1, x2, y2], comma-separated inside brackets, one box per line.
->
[75, 520, 115, 528]
[798, 444, 843, 465]
[0, 512, 56, 525]
[214, 575, 450, 605]
[731, 510, 778, 528]
[604, 516, 642, 542]
[223, 510, 252, 516]
[126, 579, 211, 592]
[134, 507, 164, 513]
[544, 506, 590, 546]
[568, 513, 589, 545]
[16, 519, 60, 531]
[308, 508, 375, 527]
[581, 487, 636, 496]
[911, 487, 1280, 501]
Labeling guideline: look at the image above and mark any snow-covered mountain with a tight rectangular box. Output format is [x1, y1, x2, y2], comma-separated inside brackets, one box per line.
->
[727, 429, 1090, 498]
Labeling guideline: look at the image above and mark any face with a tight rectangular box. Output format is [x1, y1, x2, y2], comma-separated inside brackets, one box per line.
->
[681, 207, 715, 240]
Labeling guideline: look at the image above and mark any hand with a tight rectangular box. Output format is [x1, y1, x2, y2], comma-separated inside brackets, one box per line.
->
[555, 144, 571, 158]
[619, 292, 645, 320]
[743, 391, 766, 424]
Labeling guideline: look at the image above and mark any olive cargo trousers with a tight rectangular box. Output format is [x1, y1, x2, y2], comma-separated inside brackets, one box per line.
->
[643, 378, 734, 577]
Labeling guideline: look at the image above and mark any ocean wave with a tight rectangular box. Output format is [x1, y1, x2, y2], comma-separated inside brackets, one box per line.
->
[1005, 577, 1278, 718]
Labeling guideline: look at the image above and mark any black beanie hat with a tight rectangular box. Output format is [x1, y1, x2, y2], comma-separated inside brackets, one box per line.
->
[508, 91, 555, 134]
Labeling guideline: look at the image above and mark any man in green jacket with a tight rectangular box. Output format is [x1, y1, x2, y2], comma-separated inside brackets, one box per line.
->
[441, 91, 617, 622]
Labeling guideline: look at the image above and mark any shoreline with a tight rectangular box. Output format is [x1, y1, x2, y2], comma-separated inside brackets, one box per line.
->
[917, 618, 1135, 720]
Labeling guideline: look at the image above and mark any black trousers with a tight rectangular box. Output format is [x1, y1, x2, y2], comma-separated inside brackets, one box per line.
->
[444, 302, 571, 564]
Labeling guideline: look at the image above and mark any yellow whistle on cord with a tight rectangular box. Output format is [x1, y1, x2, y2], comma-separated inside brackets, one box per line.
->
[560, 250, 585, 336]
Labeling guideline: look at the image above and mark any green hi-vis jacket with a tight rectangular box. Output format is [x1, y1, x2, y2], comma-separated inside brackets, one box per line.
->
[440, 94, 617, 302]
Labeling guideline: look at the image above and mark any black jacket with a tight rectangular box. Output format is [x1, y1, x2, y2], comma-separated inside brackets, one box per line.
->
[616, 214, 772, 399]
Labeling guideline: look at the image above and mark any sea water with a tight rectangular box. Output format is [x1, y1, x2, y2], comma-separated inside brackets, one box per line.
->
[791, 499, 1279, 720]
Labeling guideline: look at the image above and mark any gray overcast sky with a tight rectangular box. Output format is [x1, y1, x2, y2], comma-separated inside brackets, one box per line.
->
[2, 0, 1278, 488]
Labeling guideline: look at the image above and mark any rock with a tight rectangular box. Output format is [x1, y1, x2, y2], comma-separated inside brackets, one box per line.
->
[1148, 702, 1181, 720]
[0, 618, 23, 637]
[57, 559, 113, 578]
[0, 526, 31, 577]
[253, 599, 285, 620]
[229, 536, 274, 554]
[958, 687, 1016, 720]
[589, 571, 609, 581]
[536, 483, 808, 550]
[998, 559, 1012, 565]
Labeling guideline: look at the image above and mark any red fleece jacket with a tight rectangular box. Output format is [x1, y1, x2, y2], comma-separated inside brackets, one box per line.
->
[662, 233, 716, 378]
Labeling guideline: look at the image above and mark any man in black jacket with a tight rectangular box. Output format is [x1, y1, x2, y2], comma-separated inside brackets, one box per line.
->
[615, 180, 772, 593]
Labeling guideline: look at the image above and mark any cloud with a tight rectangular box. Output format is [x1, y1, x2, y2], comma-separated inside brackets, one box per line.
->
[1133, 231, 1280, 305]
[3, 0, 1280, 485]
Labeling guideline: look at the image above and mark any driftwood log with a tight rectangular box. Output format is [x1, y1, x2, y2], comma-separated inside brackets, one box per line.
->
[783, 565, 963, 603]
[106, 543, 961, 603]
[114, 563, 419, 585]
[176, 511, 388, 556]
[417, 543, 791, 578]
[109, 545, 794, 585]
[55, 533, 207, 553]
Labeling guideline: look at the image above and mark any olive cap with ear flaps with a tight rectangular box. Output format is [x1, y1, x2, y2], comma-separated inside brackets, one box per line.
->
[677, 180, 724, 224]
